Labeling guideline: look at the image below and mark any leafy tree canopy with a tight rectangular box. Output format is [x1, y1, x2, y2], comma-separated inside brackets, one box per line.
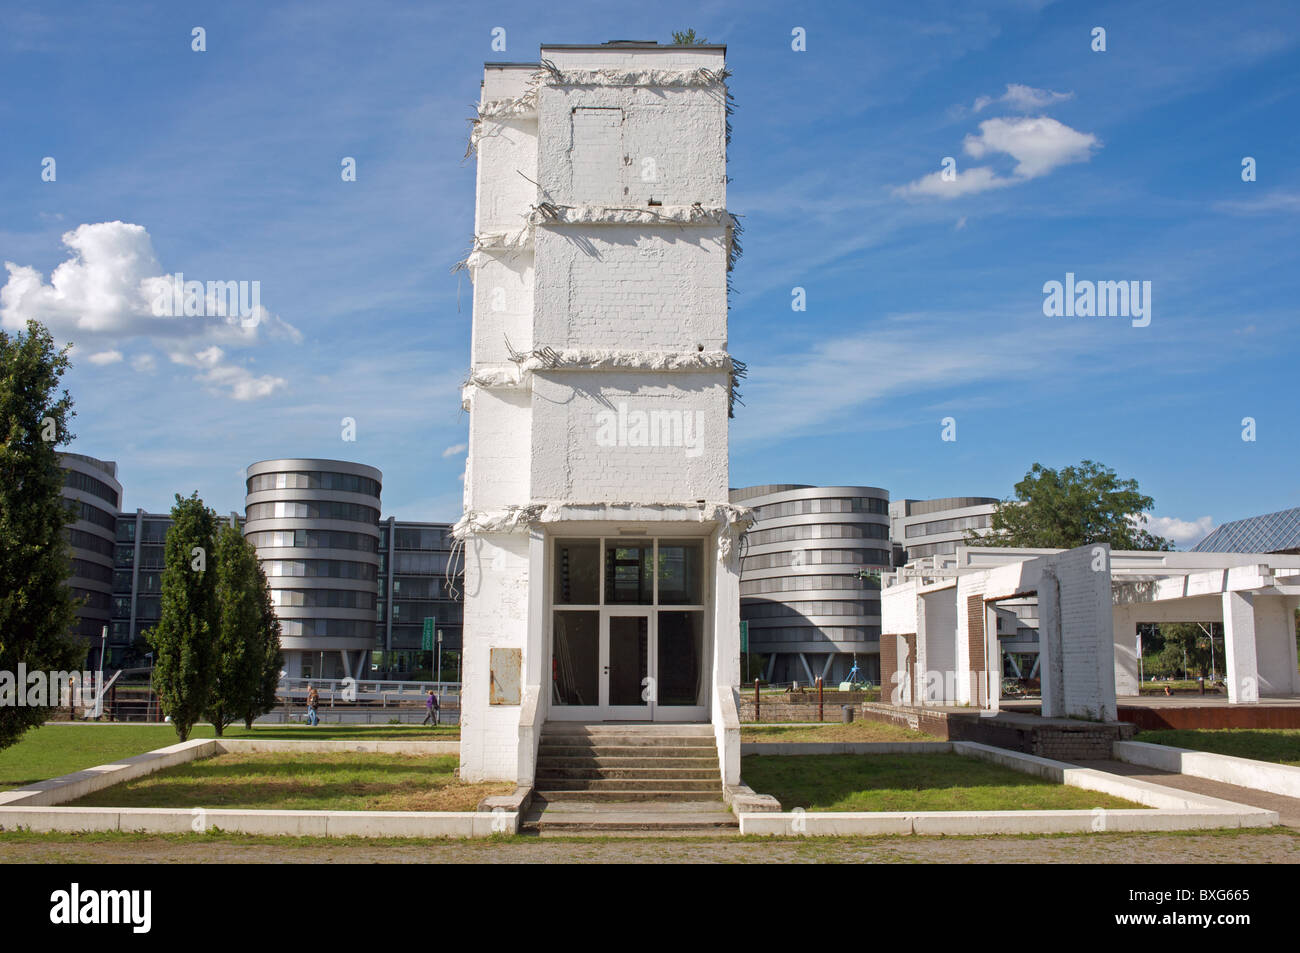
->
[978, 460, 1173, 551]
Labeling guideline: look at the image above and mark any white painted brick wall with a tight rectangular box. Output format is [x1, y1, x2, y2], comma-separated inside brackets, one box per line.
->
[533, 227, 728, 350]
[458, 533, 530, 781]
[465, 388, 532, 511]
[528, 371, 728, 503]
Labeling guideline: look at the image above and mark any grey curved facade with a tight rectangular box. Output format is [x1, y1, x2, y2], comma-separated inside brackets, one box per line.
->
[244, 458, 382, 680]
[59, 452, 123, 666]
[730, 484, 891, 685]
[889, 496, 999, 564]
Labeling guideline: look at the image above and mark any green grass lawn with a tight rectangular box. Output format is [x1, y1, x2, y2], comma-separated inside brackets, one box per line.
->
[741, 721, 936, 743]
[67, 752, 509, 812]
[0, 723, 458, 790]
[741, 753, 1143, 812]
[1135, 728, 1300, 766]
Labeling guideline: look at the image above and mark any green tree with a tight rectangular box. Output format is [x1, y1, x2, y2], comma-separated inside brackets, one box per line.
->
[243, 561, 283, 730]
[146, 492, 218, 741]
[672, 29, 707, 44]
[976, 460, 1174, 551]
[0, 320, 82, 751]
[205, 523, 263, 735]
[1154, 622, 1221, 680]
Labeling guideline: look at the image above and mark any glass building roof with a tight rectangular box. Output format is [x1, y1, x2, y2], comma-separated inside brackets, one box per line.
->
[1190, 506, 1300, 554]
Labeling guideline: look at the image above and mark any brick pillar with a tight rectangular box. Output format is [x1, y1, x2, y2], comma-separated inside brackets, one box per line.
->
[880, 634, 899, 706]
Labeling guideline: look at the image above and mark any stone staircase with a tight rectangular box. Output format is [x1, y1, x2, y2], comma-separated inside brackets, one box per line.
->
[524, 723, 736, 833]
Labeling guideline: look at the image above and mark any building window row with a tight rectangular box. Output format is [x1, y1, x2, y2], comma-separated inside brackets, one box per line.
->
[905, 539, 961, 559]
[262, 559, 378, 580]
[746, 522, 888, 546]
[64, 469, 119, 506]
[278, 618, 374, 638]
[247, 529, 378, 553]
[246, 500, 380, 524]
[66, 527, 115, 557]
[391, 526, 449, 550]
[383, 576, 458, 599]
[904, 513, 992, 539]
[271, 588, 375, 609]
[740, 573, 882, 596]
[70, 500, 117, 532]
[383, 551, 450, 576]
[247, 471, 381, 496]
[741, 599, 871, 619]
[747, 625, 880, 642]
[70, 559, 113, 585]
[751, 496, 888, 521]
[742, 547, 890, 571]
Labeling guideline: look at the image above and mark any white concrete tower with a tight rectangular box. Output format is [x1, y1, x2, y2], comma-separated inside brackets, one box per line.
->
[456, 41, 748, 784]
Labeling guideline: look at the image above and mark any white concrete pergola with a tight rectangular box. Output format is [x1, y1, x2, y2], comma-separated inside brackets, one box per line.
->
[881, 545, 1300, 722]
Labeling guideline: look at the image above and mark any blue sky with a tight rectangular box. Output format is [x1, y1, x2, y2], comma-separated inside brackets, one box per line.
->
[2, 0, 1297, 546]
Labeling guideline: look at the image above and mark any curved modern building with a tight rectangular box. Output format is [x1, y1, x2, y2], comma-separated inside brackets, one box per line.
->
[730, 484, 891, 685]
[244, 459, 382, 680]
[59, 452, 123, 667]
[889, 496, 999, 565]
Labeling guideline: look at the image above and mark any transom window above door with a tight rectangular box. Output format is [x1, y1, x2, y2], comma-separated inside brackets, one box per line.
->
[553, 538, 705, 608]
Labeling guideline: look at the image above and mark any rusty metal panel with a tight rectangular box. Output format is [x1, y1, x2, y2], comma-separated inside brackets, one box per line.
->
[489, 648, 521, 705]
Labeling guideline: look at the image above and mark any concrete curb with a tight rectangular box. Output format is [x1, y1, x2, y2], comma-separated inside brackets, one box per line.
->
[1114, 740, 1300, 799]
[739, 807, 1272, 836]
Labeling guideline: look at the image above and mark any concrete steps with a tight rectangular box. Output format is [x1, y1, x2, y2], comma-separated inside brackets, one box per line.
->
[532, 722, 726, 809]
[523, 797, 738, 834]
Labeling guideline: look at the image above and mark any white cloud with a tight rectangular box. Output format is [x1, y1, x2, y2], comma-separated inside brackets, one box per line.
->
[1, 221, 300, 398]
[441, 443, 467, 457]
[974, 83, 1074, 113]
[896, 117, 1099, 200]
[169, 346, 287, 401]
[963, 117, 1098, 179]
[894, 166, 1015, 199]
[1147, 515, 1216, 548]
[131, 353, 157, 372]
[954, 216, 967, 231]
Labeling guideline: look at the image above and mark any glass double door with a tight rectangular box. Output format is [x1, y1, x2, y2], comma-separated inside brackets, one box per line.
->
[552, 607, 707, 722]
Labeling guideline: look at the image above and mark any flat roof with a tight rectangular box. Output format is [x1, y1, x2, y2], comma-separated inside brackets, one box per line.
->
[540, 43, 726, 50]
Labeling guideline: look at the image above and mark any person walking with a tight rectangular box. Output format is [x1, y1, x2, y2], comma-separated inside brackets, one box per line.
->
[422, 689, 440, 726]
[306, 684, 319, 727]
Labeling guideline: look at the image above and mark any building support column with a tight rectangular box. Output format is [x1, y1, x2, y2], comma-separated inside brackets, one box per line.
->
[1222, 590, 1260, 704]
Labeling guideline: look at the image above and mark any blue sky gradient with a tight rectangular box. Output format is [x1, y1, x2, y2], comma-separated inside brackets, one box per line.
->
[2, 0, 1296, 546]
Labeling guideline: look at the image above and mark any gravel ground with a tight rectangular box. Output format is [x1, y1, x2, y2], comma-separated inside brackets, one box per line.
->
[1, 829, 1296, 864]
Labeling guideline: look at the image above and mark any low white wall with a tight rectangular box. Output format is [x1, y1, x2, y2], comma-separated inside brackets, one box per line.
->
[1115, 740, 1300, 799]
[0, 739, 216, 808]
[0, 807, 516, 838]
